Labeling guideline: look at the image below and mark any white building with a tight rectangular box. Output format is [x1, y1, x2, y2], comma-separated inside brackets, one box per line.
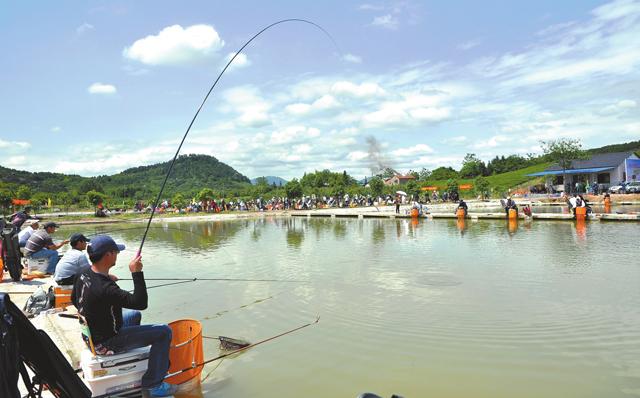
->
[527, 151, 640, 192]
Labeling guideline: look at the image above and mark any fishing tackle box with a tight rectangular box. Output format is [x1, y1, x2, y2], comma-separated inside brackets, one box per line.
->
[80, 346, 150, 397]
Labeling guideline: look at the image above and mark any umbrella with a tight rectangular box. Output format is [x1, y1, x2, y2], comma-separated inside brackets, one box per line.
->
[396, 190, 407, 196]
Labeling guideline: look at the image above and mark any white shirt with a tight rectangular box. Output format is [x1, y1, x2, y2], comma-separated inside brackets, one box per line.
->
[18, 227, 37, 246]
[569, 197, 577, 208]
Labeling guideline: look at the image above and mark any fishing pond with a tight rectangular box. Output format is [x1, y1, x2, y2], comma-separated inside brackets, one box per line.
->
[66, 217, 640, 398]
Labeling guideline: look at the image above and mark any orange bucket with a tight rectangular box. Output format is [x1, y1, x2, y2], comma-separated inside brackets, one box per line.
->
[575, 207, 587, 216]
[166, 319, 204, 385]
[411, 208, 419, 218]
[508, 208, 517, 219]
[54, 286, 73, 308]
[456, 208, 465, 218]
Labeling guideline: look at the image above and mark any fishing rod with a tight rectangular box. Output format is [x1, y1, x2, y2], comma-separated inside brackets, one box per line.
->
[137, 18, 338, 256]
[119, 277, 305, 282]
[165, 315, 320, 379]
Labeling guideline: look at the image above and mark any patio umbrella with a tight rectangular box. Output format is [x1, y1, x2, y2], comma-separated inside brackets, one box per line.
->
[396, 190, 407, 196]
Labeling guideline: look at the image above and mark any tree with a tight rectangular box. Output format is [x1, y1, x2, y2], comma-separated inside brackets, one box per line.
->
[0, 189, 12, 216]
[405, 180, 420, 200]
[474, 176, 491, 200]
[172, 193, 186, 209]
[79, 179, 104, 194]
[540, 138, 588, 192]
[197, 188, 215, 202]
[431, 167, 458, 181]
[284, 178, 303, 199]
[16, 185, 31, 200]
[446, 178, 459, 195]
[418, 168, 432, 181]
[85, 190, 106, 207]
[459, 153, 487, 178]
[368, 177, 384, 198]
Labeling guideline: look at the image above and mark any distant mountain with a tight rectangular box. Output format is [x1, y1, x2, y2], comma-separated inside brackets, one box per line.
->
[0, 154, 251, 197]
[250, 176, 288, 186]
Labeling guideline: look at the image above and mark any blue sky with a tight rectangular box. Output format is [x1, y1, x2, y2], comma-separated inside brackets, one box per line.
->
[1, 0, 639, 179]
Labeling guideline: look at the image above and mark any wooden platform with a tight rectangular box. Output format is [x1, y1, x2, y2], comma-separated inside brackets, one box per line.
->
[290, 210, 639, 222]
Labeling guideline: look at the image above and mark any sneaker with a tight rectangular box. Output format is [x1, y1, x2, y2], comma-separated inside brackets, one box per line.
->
[144, 382, 178, 397]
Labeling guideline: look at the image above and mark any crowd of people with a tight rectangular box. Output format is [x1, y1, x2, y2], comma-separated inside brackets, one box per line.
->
[136, 191, 468, 215]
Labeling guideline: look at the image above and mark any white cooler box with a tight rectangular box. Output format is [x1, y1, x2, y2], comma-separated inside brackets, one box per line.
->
[27, 257, 49, 273]
[80, 346, 150, 397]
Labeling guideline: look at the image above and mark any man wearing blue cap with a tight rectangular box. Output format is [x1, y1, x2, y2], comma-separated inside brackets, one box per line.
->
[71, 235, 177, 397]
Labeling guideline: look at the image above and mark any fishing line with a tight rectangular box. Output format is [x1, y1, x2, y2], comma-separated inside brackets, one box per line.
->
[138, 19, 339, 256]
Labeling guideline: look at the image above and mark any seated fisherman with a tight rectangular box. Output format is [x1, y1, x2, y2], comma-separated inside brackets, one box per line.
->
[456, 199, 468, 216]
[9, 206, 35, 230]
[18, 219, 40, 247]
[568, 194, 578, 217]
[54, 233, 91, 285]
[504, 196, 518, 217]
[71, 235, 177, 397]
[24, 222, 69, 274]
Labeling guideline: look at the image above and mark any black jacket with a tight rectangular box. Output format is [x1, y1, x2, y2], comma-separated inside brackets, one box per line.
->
[72, 269, 147, 344]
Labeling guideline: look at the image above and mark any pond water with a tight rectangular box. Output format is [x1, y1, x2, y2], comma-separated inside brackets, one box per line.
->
[63, 218, 640, 398]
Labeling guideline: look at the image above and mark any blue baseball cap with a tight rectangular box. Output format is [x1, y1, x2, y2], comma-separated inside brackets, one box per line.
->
[87, 235, 125, 256]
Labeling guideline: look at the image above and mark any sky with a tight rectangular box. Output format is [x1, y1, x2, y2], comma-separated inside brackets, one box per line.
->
[1, 0, 639, 180]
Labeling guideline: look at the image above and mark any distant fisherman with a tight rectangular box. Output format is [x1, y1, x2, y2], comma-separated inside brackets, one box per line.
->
[504, 196, 518, 217]
[456, 199, 468, 217]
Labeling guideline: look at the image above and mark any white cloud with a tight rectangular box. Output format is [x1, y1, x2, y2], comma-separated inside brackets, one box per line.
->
[0, 139, 30, 149]
[441, 136, 468, 145]
[51, 126, 61, 133]
[88, 83, 117, 94]
[331, 81, 385, 97]
[472, 135, 512, 149]
[123, 24, 224, 65]
[359, 4, 385, 11]
[342, 53, 362, 63]
[347, 151, 369, 161]
[285, 103, 311, 115]
[457, 39, 482, 51]
[76, 23, 94, 35]
[225, 52, 250, 70]
[371, 14, 399, 29]
[617, 99, 637, 108]
[270, 126, 319, 144]
[392, 144, 435, 157]
[222, 86, 271, 127]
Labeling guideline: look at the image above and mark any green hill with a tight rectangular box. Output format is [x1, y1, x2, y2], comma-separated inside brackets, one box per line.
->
[0, 154, 251, 201]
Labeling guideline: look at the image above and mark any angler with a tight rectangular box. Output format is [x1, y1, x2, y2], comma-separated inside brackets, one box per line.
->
[72, 235, 177, 397]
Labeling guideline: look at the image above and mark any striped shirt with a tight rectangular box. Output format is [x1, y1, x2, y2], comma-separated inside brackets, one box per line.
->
[24, 230, 54, 256]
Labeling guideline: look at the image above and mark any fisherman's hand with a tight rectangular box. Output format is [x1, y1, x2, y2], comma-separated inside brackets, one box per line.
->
[129, 255, 143, 273]
[108, 274, 119, 282]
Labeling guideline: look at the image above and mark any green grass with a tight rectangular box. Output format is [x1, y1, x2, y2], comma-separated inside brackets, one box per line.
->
[421, 162, 552, 196]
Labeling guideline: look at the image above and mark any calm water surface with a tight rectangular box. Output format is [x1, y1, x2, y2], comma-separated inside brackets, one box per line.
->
[74, 218, 639, 398]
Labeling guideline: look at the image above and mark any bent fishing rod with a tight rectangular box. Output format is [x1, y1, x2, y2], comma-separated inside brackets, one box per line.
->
[138, 19, 338, 256]
[165, 315, 320, 379]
